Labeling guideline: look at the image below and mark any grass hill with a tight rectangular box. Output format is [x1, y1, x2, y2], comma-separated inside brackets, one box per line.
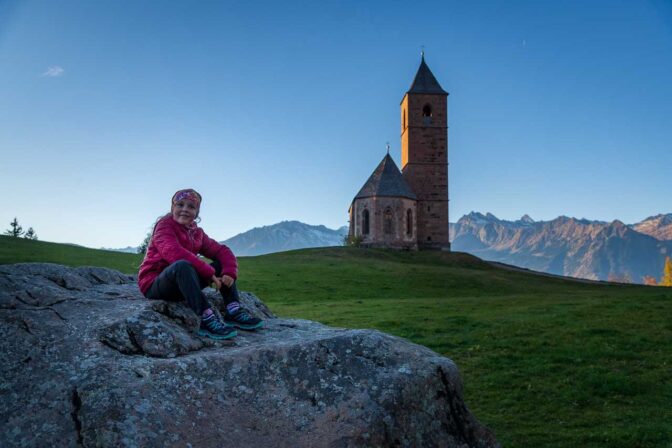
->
[0, 235, 143, 272]
[1, 235, 671, 447]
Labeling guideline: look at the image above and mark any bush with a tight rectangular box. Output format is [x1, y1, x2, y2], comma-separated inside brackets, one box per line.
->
[343, 234, 362, 247]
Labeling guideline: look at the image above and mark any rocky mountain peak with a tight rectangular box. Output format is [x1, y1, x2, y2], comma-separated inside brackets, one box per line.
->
[451, 211, 672, 282]
[222, 221, 348, 256]
[632, 213, 672, 241]
[461, 212, 500, 225]
[601, 219, 631, 238]
[641, 213, 672, 224]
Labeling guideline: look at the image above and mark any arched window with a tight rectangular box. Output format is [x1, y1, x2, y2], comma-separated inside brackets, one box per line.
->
[406, 209, 413, 236]
[403, 110, 406, 129]
[422, 104, 432, 126]
[362, 209, 370, 235]
[422, 104, 432, 117]
[383, 208, 393, 235]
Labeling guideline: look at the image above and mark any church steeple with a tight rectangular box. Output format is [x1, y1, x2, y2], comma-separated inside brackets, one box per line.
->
[400, 53, 449, 250]
[407, 54, 448, 95]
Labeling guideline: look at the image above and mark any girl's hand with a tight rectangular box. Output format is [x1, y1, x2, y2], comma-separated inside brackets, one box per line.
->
[211, 275, 222, 290]
[221, 275, 234, 288]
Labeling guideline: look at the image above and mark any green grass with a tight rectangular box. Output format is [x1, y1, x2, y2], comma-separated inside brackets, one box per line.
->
[2, 236, 671, 447]
[236, 248, 672, 447]
[0, 235, 143, 272]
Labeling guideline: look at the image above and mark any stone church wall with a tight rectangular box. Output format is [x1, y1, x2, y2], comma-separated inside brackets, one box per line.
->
[351, 197, 418, 250]
[401, 92, 449, 250]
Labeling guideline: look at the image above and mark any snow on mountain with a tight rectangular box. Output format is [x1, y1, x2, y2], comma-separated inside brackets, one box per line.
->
[222, 221, 348, 256]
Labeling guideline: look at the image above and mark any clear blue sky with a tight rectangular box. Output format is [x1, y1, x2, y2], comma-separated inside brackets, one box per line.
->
[1, 0, 671, 248]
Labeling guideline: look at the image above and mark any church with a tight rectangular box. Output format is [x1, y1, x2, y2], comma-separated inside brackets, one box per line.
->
[348, 55, 450, 251]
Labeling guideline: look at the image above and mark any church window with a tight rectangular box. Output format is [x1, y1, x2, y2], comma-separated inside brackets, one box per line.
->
[423, 104, 432, 117]
[383, 208, 393, 235]
[422, 104, 432, 126]
[406, 209, 413, 236]
[362, 209, 370, 235]
[403, 111, 406, 129]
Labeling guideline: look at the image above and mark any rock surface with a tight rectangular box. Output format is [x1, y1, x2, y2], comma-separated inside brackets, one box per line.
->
[0, 263, 499, 447]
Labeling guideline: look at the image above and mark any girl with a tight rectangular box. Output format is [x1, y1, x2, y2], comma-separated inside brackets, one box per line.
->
[138, 188, 263, 340]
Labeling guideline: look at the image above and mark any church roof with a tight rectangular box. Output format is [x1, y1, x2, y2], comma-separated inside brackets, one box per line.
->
[354, 154, 417, 201]
[407, 55, 448, 95]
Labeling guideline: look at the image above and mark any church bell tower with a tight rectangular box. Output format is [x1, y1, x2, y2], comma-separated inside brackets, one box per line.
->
[400, 54, 450, 250]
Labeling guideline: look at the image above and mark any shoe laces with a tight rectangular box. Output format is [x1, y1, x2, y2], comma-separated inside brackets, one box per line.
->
[235, 309, 252, 322]
[206, 315, 227, 330]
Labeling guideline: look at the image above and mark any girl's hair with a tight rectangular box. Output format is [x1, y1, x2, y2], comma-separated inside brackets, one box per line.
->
[139, 213, 169, 257]
[140, 211, 202, 256]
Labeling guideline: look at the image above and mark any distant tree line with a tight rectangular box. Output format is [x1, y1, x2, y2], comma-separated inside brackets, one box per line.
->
[4, 218, 38, 240]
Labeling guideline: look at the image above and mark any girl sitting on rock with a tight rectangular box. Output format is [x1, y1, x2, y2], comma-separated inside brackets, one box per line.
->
[138, 188, 263, 340]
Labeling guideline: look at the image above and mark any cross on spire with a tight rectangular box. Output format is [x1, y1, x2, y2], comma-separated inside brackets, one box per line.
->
[386, 142, 390, 154]
[407, 49, 447, 95]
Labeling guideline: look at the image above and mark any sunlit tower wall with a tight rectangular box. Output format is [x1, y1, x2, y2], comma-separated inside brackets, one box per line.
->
[400, 56, 450, 250]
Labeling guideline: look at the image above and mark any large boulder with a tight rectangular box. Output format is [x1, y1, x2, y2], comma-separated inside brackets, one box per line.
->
[0, 263, 499, 447]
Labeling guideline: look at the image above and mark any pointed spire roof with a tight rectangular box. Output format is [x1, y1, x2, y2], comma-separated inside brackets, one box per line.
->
[354, 154, 417, 200]
[407, 54, 448, 95]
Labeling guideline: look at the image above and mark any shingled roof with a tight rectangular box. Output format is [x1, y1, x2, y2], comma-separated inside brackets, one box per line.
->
[407, 55, 448, 95]
[354, 154, 417, 200]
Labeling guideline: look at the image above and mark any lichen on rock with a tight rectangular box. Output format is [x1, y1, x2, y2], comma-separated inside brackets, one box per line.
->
[0, 263, 499, 447]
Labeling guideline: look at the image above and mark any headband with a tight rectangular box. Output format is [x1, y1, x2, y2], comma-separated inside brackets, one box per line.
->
[172, 189, 202, 208]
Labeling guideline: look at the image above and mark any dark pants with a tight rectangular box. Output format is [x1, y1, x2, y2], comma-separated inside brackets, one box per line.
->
[145, 260, 240, 315]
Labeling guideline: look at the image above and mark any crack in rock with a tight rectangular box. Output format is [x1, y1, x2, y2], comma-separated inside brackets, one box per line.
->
[438, 366, 473, 445]
[71, 388, 83, 446]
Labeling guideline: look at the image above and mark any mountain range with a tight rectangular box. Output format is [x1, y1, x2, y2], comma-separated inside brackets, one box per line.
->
[221, 221, 348, 256]
[104, 213, 672, 283]
[450, 212, 672, 283]
[100, 246, 138, 254]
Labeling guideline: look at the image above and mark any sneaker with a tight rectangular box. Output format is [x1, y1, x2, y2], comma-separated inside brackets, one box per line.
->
[198, 313, 237, 340]
[224, 307, 264, 330]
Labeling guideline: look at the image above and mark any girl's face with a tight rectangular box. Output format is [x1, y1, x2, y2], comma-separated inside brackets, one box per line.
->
[172, 199, 198, 226]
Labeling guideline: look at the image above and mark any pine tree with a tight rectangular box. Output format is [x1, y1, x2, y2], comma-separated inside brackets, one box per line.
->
[4, 218, 24, 237]
[137, 231, 153, 255]
[24, 227, 38, 240]
[662, 256, 672, 287]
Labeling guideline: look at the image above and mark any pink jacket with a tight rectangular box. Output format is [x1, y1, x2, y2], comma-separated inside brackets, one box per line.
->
[138, 214, 237, 295]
